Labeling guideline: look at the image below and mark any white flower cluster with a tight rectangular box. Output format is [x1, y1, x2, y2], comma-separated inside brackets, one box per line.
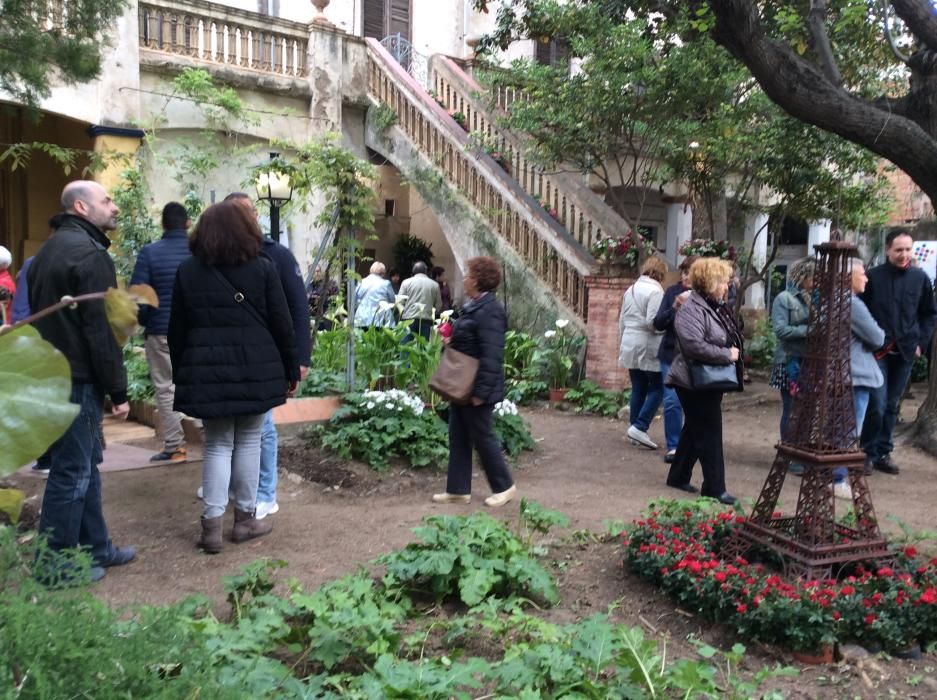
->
[360, 389, 424, 416]
[494, 399, 519, 417]
[544, 318, 570, 339]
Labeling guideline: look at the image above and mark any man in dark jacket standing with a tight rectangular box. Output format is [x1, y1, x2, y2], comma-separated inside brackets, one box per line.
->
[860, 229, 937, 475]
[28, 180, 136, 582]
[225, 193, 310, 520]
[130, 202, 192, 463]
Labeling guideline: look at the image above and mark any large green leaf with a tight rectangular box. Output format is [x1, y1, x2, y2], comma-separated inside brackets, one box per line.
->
[0, 326, 78, 477]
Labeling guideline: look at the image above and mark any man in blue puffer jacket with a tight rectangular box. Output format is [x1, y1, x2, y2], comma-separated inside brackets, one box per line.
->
[130, 202, 192, 463]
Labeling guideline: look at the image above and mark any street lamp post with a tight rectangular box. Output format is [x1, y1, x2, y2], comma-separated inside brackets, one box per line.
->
[255, 152, 293, 243]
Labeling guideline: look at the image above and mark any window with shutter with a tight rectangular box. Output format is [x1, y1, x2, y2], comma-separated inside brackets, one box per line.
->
[535, 37, 570, 70]
[388, 0, 411, 42]
[363, 0, 384, 39]
[363, 0, 410, 41]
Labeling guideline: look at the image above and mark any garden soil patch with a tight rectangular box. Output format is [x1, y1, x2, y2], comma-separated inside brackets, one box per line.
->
[10, 379, 937, 698]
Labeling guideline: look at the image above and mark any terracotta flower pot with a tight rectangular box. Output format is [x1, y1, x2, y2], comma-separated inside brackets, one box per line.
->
[549, 388, 569, 403]
[792, 644, 834, 665]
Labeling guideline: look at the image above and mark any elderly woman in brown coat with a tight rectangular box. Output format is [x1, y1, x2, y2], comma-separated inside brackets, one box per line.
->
[664, 258, 743, 505]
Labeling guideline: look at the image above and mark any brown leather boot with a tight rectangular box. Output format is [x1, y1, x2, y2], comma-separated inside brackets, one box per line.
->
[231, 509, 273, 543]
[199, 516, 224, 554]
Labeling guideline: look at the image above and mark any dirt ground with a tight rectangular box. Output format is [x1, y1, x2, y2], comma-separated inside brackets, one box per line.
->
[10, 377, 937, 698]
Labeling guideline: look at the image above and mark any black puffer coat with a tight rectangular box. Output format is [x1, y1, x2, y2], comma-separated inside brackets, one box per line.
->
[168, 255, 299, 419]
[449, 292, 506, 404]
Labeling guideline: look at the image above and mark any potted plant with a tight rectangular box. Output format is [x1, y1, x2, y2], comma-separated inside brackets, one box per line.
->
[677, 238, 737, 260]
[590, 230, 652, 275]
[537, 319, 584, 402]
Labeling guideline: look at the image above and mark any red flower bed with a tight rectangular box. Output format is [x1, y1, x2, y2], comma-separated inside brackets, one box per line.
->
[624, 502, 937, 654]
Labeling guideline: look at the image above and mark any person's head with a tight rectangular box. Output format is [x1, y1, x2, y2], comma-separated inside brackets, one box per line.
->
[61, 180, 119, 231]
[370, 261, 387, 277]
[850, 258, 868, 294]
[885, 229, 914, 269]
[640, 256, 667, 283]
[161, 201, 189, 232]
[431, 265, 446, 283]
[688, 257, 733, 301]
[463, 256, 501, 299]
[189, 200, 262, 266]
[788, 256, 816, 293]
[0, 245, 11, 271]
[678, 255, 698, 287]
[224, 192, 259, 220]
[412, 261, 428, 276]
[389, 268, 401, 282]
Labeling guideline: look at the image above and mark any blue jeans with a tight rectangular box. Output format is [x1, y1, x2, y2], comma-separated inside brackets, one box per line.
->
[257, 410, 278, 504]
[659, 361, 682, 451]
[628, 369, 663, 432]
[833, 388, 872, 484]
[202, 414, 265, 518]
[861, 354, 914, 461]
[779, 387, 793, 440]
[37, 383, 115, 566]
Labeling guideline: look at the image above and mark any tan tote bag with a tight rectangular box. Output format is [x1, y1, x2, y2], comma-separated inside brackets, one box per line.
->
[429, 347, 480, 404]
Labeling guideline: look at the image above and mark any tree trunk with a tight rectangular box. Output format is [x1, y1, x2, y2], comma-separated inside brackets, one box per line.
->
[909, 335, 937, 457]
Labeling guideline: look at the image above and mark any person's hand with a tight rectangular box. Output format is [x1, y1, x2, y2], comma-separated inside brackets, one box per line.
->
[300, 365, 309, 380]
[288, 380, 298, 397]
[442, 334, 451, 345]
[915, 346, 922, 358]
[111, 402, 130, 420]
[470, 396, 483, 406]
[674, 291, 690, 308]
[729, 347, 740, 362]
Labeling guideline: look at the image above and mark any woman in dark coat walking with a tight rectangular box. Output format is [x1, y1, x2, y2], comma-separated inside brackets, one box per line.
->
[169, 201, 299, 552]
[664, 257, 743, 505]
[432, 256, 516, 507]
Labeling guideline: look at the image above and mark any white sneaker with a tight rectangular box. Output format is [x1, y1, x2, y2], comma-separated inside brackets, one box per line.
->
[255, 500, 280, 520]
[484, 485, 517, 508]
[432, 492, 471, 504]
[627, 425, 658, 449]
[833, 482, 853, 500]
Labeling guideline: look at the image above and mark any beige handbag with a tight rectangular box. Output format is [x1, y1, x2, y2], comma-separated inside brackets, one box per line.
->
[429, 347, 480, 404]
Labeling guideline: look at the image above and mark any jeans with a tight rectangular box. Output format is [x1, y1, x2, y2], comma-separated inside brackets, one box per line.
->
[833, 388, 872, 484]
[202, 414, 265, 519]
[256, 411, 278, 504]
[779, 388, 793, 441]
[667, 388, 727, 497]
[861, 354, 914, 461]
[446, 403, 514, 495]
[144, 334, 185, 451]
[38, 383, 116, 566]
[628, 369, 663, 433]
[659, 361, 682, 451]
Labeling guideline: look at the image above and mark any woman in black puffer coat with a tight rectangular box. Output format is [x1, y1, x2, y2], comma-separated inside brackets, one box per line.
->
[432, 256, 516, 508]
[169, 201, 298, 553]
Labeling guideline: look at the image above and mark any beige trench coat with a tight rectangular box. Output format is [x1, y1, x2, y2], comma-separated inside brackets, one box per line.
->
[617, 275, 665, 372]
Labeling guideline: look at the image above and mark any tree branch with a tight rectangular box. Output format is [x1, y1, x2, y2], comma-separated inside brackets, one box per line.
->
[807, 0, 843, 85]
[890, 0, 937, 53]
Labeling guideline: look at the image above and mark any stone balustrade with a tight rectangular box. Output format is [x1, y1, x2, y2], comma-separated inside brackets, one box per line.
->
[429, 56, 632, 255]
[367, 39, 595, 321]
[138, 0, 308, 77]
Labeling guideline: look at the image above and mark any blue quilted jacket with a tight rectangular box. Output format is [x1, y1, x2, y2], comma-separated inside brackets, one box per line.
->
[130, 229, 191, 336]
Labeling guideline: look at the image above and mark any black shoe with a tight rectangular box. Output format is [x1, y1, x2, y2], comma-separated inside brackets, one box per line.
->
[873, 456, 900, 475]
[100, 546, 137, 568]
[702, 491, 737, 506]
[664, 450, 676, 463]
[666, 480, 698, 494]
[864, 456, 874, 475]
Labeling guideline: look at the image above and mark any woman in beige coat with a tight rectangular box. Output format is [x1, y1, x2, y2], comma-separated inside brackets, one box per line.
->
[618, 256, 667, 449]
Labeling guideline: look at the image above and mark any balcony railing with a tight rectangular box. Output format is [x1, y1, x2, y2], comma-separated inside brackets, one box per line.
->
[138, 0, 308, 77]
[367, 39, 595, 321]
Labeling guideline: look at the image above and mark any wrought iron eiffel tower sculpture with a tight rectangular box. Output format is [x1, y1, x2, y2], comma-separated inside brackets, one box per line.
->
[730, 239, 890, 579]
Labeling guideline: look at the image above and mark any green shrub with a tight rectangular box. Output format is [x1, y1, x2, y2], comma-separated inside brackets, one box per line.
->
[565, 380, 629, 417]
[377, 512, 560, 606]
[123, 341, 154, 403]
[312, 389, 448, 470]
[911, 354, 928, 383]
[745, 317, 776, 369]
[492, 399, 536, 461]
[504, 330, 548, 404]
[295, 367, 348, 397]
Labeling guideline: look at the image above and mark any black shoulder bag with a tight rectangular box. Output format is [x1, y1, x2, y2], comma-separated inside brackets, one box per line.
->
[210, 267, 269, 330]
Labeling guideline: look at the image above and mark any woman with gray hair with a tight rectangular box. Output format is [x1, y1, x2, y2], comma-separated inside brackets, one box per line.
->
[770, 256, 816, 473]
[354, 261, 396, 327]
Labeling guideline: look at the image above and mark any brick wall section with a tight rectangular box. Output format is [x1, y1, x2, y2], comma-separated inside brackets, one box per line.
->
[584, 275, 633, 391]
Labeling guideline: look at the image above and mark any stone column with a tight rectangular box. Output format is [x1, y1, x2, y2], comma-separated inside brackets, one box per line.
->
[664, 201, 693, 267]
[744, 211, 769, 310]
[808, 219, 832, 251]
[584, 275, 632, 391]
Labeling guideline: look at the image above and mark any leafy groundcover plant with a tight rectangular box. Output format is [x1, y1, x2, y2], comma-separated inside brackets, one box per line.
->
[625, 499, 937, 654]
[492, 399, 535, 462]
[1, 507, 793, 699]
